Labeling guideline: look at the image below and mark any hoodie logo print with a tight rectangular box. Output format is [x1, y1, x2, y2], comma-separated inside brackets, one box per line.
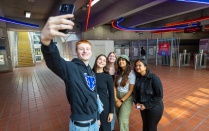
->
[84, 73, 96, 91]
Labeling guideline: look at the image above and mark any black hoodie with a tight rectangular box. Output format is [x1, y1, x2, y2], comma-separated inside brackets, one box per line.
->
[41, 42, 98, 121]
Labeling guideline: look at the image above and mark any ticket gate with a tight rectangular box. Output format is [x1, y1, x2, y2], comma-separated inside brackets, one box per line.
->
[194, 53, 207, 69]
[178, 53, 191, 67]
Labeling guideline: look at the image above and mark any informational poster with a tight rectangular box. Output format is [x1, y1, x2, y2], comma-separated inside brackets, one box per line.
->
[35, 56, 41, 61]
[34, 48, 41, 55]
[0, 55, 5, 65]
[199, 39, 209, 53]
[124, 48, 129, 56]
[158, 43, 170, 56]
[34, 48, 42, 62]
[115, 48, 121, 56]
[148, 47, 154, 56]
[133, 48, 138, 56]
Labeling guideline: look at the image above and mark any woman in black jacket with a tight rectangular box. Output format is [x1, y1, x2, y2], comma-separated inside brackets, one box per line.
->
[133, 59, 164, 131]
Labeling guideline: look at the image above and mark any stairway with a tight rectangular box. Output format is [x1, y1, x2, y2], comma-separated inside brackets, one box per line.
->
[17, 32, 34, 67]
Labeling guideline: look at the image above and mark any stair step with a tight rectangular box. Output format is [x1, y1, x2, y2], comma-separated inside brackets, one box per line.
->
[18, 32, 34, 67]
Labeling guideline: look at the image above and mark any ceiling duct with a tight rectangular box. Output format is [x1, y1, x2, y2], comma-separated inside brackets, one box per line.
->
[201, 20, 209, 26]
[28, 0, 35, 2]
[0, 8, 3, 17]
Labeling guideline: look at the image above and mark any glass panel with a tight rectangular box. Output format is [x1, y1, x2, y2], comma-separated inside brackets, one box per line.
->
[34, 48, 41, 55]
[0, 55, 5, 65]
[35, 55, 41, 61]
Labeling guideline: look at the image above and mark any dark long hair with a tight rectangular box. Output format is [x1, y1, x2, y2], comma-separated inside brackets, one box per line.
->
[92, 54, 109, 73]
[115, 57, 131, 87]
[133, 59, 149, 79]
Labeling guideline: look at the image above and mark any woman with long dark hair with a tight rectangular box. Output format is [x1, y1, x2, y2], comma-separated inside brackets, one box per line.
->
[114, 55, 135, 131]
[92, 54, 114, 131]
[133, 59, 164, 131]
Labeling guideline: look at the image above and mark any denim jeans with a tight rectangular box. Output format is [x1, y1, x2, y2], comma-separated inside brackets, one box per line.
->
[111, 108, 116, 130]
[69, 119, 99, 131]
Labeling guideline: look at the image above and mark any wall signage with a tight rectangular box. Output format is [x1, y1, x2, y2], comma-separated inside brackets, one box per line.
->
[158, 43, 170, 56]
[184, 26, 202, 33]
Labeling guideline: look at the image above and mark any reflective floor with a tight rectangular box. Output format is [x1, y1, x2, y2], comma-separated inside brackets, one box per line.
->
[0, 62, 209, 131]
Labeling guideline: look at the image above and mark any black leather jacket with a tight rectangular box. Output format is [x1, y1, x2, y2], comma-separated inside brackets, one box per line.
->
[134, 70, 163, 109]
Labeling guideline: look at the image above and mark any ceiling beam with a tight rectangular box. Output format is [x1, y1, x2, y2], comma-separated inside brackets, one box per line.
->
[121, 1, 209, 27]
[87, 0, 168, 30]
[47, 0, 77, 20]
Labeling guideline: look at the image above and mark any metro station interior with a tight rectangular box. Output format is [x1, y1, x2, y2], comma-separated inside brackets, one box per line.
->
[0, 0, 209, 131]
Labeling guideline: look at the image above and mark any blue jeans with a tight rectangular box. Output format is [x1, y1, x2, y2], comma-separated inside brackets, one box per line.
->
[111, 108, 116, 130]
[69, 119, 99, 131]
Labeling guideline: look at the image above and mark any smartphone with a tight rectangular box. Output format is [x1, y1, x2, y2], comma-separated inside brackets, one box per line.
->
[58, 4, 75, 34]
[137, 105, 141, 109]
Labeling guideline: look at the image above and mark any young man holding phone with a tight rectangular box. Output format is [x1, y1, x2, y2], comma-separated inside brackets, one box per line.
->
[41, 5, 99, 131]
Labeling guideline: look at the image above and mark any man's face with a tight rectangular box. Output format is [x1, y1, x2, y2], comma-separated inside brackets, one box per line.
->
[76, 43, 92, 61]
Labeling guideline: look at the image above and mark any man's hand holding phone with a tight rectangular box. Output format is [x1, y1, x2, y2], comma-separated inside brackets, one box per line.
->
[41, 4, 75, 46]
[41, 14, 74, 45]
[58, 4, 75, 34]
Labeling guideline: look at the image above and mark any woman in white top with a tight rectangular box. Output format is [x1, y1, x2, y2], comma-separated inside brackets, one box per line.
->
[114, 55, 135, 131]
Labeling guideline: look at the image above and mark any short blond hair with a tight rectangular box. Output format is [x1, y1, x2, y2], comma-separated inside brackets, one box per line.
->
[76, 40, 92, 50]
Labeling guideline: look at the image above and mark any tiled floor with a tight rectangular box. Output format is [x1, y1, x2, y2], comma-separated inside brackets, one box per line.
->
[0, 62, 209, 131]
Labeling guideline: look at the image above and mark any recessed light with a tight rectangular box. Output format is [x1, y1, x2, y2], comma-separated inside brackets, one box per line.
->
[24, 11, 31, 18]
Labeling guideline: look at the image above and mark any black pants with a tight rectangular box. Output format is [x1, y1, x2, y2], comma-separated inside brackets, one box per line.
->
[140, 101, 164, 131]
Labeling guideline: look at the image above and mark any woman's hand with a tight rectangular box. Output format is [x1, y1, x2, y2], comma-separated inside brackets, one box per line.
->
[140, 104, 146, 110]
[107, 113, 113, 122]
[135, 103, 146, 110]
[98, 120, 101, 128]
[115, 98, 119, 102]
[136, 103, 141, 109]
[116, 100, 122, 107]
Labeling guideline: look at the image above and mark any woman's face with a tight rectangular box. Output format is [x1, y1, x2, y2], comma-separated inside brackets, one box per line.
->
[108, 53, 116, 63]
[118, 58, 127, 69]
[97, 56, 107, 68]
[135, 61, 146, 74]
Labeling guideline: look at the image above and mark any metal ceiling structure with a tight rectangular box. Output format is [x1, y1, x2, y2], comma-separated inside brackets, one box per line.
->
[0, 0, 209, 32]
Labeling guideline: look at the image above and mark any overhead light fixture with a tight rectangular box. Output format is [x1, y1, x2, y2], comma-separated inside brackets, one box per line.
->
[176, 0, 209, 4]
[87, 0, 100, 7]
[0, 16, 39, 28]
[28, 0, 35, 2]
[24, 11, 31, 18]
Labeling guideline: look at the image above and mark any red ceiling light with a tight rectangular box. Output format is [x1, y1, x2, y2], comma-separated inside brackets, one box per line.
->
[111, 20, 127, 31]
[85, 0, 92, 31]
[166, 16, 209, 26]
[153, 29, 184, 34]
